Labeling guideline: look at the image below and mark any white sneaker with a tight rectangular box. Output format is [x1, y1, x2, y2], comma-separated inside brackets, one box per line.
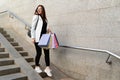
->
[44, 68, 52, 77]
[35, 66, 42, 73]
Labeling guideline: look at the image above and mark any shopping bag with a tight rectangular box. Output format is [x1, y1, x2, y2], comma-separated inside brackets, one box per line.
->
[38, 33, 59, 49]
[53, 33, 59, 48]
[51, 33, 59, 48]
[47, 35, 52, 48]
[38, 34, 51, 47]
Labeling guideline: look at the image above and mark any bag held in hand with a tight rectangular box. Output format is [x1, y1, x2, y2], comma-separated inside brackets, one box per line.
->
[38, 33, 59, 49]
[51, 33, 59, 48]
[38, 34, 51, 47]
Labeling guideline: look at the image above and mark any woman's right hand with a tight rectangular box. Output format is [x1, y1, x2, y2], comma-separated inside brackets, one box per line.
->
[32, 38, 35, 43]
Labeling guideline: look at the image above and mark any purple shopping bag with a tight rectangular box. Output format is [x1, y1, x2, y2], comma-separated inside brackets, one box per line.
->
[38, 34, 51, 47]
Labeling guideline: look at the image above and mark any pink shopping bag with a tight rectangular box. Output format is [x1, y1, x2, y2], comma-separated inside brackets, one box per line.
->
[52, 33, 59, 48]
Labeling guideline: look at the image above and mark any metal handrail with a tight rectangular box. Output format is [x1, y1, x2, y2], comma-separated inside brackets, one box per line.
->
[0, 10, 7, 14]
[0, 10, 31, 30]
[0, 10, 120, 64]
[60, 45, 120, 64]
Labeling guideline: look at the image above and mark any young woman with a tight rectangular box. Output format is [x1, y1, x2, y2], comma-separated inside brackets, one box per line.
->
[31, 5, 52, 77]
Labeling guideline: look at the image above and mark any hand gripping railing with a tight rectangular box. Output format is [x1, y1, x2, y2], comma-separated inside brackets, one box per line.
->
[0, 10, 31, 30]
[0, 10, 120, 65]
[60, 45, 120, 64]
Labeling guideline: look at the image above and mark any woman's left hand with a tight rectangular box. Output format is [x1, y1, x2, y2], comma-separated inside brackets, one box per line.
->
[47, 28, 52, 33]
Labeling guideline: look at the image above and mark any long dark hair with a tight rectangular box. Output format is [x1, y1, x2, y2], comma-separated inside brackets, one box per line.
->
[34, 5, 47, 21]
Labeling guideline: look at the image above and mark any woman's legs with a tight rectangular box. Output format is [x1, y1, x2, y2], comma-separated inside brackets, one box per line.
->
[43, 49, 50, 66]
[34, 43, 52, 76]
[43, 49, 52, 77]
[34, 43, 42, 66]
[34, 43, 42, 73]
[34, 43, 51, 67]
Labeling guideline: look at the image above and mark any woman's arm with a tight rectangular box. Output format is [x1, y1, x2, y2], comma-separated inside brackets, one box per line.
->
[46, 23, 52, 33]
[31, 15, 38, 42]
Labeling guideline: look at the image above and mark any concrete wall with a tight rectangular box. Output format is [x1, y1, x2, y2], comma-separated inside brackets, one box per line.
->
[0, 0, 120, 52]
[0, 0, 120, 80]
[51, 47, 120, 80]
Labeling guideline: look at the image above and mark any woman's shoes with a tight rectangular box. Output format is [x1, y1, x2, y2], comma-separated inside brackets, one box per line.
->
[35, 66, 42, 73]
[35, 66, 52, 77]
[44, 67, 52, 77]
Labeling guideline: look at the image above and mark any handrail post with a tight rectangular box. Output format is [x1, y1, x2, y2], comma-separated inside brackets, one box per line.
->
[106, 54, 112, 64]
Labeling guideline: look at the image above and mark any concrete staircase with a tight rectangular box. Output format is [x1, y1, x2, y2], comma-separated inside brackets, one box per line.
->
[0, 28, 43, 80]
[0, 29, 34, 64]
[0, 44, 28, 80]
[0, 27, 74, 80]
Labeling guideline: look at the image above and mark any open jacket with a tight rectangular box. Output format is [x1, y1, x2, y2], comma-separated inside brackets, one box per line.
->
[31, 15, 49, 42]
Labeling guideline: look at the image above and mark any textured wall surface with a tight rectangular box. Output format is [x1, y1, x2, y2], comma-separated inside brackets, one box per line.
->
[0, 0, 120, 80]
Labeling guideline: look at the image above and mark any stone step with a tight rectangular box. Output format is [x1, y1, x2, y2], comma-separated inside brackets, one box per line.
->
[0, 58, 14, 66]
[14, 46, 23, 51]
[0, 28, 3, 32]
[10, 42, 19, 46]
[29, 62, 35, 68]
[0, 48, 5, 52]
[0, 65, 21, 76]
[29, 62, 50, 79]
[4, 36, 10, 38]
[18, 51, 28, 56]
[3, 34, 10, 37]
[24, 56, 34, 62]
[0, 30, 7, 35]
[29, 62, 74, 80]
[29, 61, 74, 80]
[0, 52, 9, 58]
[0, 73, 28, 80]
[43, 77, 53, 80]
[46, 63, 74, 80]
[0, 43, 1, 47]
[60, 78, 74, 80]
[29, 62, 51, 79]
[6, 37, 14, 42]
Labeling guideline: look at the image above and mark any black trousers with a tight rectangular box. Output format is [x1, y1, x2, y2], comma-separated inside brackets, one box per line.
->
[34, 43, 50, 66]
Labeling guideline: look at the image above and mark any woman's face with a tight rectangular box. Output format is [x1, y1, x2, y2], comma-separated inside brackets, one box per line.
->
[37, 6, 43, 15]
